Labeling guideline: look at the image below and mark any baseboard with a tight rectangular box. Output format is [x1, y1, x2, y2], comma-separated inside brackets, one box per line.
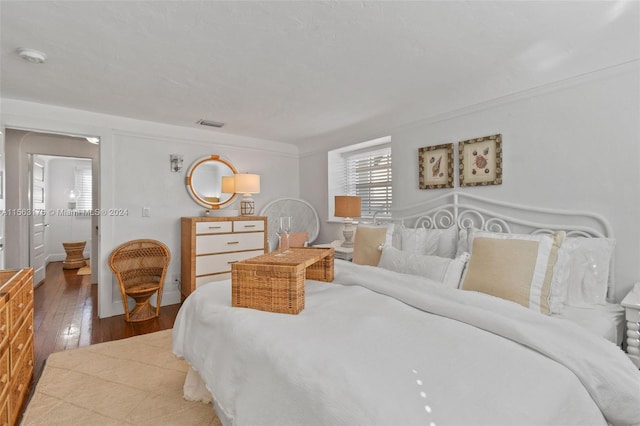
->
[46, 251, 91, 264]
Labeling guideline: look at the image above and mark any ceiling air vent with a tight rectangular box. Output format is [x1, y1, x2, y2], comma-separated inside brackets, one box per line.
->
[197, 119, 225, 128]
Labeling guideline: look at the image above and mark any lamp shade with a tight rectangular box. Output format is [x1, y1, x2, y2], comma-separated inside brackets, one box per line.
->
[234, 173, 260, 194]
[221, 175, 235, 193]
[334, 195, 361, 218]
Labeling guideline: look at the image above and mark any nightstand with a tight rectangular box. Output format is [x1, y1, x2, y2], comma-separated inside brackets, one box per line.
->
[313, 240, 353, 261]
[621, 285, 640, 368]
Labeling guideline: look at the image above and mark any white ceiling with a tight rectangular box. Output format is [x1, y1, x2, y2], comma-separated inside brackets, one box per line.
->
[1, 1, 638, 146]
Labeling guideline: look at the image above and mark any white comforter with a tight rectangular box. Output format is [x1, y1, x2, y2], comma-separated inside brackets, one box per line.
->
[173, 260, 640, 426]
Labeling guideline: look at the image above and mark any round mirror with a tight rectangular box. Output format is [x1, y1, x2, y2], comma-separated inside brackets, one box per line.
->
[186, 155, 238, 209]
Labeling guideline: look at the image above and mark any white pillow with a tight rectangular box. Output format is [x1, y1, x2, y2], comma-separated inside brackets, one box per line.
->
[378, 245, 470, 289]
[551, 237, 614, 311]
[400, 226, 458, 258]
[401, 227, 438, 255]
[436, 226, 459, 258]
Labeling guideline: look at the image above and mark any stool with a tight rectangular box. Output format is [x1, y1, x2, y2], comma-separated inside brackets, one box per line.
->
[62, 241, 87, 269]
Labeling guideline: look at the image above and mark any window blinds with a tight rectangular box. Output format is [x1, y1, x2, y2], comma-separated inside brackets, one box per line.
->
[343, 146, 392, 217]
[74, 166, 92, 211]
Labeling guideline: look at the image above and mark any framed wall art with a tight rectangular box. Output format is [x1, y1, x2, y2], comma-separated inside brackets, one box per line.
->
[458, 134, 502, 187]
[419, 143, 454, 189]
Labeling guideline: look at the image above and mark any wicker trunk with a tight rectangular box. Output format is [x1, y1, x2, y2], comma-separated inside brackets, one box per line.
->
[231, 247, 334, 314]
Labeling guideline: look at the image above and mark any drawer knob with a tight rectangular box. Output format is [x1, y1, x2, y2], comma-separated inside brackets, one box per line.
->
[243, 224, 256, 228]
[17, 343, 24, 351]
[227, 260, 238, 264]
[227, 241, 239, 245]
[18, 303, 24, 309]
[209, 226, 222, 229]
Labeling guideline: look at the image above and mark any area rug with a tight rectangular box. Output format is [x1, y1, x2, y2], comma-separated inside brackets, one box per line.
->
[21, 330, 221, 425]
[77, 259, 91, 276]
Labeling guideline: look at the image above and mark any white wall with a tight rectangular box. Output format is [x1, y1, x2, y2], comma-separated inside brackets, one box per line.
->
[1, 100, 300, 317]
[300, 62, 640, 303]
[45, 157, 93, 261]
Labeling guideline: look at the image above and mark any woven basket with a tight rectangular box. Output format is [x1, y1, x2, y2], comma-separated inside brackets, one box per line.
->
[232, 247, 334, 315]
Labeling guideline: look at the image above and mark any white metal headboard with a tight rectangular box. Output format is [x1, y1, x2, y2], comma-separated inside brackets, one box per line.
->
[374, 192, 615, 301]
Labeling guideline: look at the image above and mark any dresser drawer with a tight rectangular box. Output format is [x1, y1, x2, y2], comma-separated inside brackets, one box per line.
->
[234, 220, 265, 232]
[196, 221, 233, 234]
[10, 277, 33, 329]
[0, 295, 7, 347]
[196, 232, 264, 255]
[196, 272, 231, 287]
[196, 250, 264, 276]
[0, 348, 8, 397]
[0, 396, 8, 426]
[10, 315, 33, 374]
[9, 342, 32, 425]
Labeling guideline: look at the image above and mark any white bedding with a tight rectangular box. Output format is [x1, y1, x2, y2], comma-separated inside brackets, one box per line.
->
[173, 260, 640, 426]
[553, 303, 625, 345]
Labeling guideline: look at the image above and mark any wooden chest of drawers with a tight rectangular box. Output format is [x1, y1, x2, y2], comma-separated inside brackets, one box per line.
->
[181, 217, 267, 299]
[0, 268, 34, 426]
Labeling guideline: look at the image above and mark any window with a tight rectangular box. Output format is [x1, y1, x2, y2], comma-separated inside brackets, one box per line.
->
[328, 136, 392, 219]
[74, 166, 92, 211]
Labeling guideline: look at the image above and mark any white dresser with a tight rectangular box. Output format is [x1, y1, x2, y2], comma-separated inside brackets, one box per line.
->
[181, 216, 267, 300]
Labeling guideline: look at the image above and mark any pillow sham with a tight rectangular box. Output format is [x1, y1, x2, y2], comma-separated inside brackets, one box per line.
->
[400, 226, 459, 258]
[400, 227, 438, 255]
[550, 237, 614, 311]
[378, 245, 470, 289]
[461, 231, 565, 315]
[352, 224, 394, 266]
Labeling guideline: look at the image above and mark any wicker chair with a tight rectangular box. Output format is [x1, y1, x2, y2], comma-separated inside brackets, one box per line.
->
[108, 239, 171, 322]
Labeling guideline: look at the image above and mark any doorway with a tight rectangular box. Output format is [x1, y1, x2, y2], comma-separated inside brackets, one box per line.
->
[29, 154, 94, 285]
[4, 129, 99, 288]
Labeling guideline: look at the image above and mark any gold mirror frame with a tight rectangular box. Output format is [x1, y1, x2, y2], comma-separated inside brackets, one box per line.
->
[185, 155, 238, 209]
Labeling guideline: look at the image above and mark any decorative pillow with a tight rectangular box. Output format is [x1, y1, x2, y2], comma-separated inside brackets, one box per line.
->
[352, 224, 393, 266]
[461, 231, 565, 315]
[435, 226, 459, 258]
[278, 232, 308, 249]
[401, 228, 438, 255]
[378, 245, 470, 288]
[550, 237, 615, 310]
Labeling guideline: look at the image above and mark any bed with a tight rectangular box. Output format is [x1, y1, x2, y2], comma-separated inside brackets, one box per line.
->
[173, 192, 640, 426]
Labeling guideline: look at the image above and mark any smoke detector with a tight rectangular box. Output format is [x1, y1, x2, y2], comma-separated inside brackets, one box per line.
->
[16, 47, 47, 64]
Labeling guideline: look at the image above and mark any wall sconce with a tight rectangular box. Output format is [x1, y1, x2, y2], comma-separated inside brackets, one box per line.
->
[234, 173, 260, 216]
[334, 195, 362, 247]
[170, 154, 184, 172]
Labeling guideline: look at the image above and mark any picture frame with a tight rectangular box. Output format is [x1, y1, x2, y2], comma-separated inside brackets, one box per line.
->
[458, 134, 503, 187]
[419, 143, 454, 189]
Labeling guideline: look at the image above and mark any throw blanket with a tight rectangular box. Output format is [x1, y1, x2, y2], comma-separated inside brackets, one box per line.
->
[173, 260, 640, 426]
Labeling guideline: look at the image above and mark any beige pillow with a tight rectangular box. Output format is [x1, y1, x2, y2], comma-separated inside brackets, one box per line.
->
[279, 232, 308, 248]
[352, 225, 388, 266]
[461, 231, 565, 315]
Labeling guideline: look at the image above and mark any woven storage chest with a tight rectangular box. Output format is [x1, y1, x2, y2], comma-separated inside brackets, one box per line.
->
[231, 247, 334, 314]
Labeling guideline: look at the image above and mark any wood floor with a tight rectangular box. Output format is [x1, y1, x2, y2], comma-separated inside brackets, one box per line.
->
[31, 260, 181, 395]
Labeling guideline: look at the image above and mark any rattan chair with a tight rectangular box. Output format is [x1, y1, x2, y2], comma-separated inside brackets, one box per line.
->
[108, 239, 171, 322]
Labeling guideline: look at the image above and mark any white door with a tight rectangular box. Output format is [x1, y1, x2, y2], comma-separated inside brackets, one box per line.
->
[30, 156, 46, 285]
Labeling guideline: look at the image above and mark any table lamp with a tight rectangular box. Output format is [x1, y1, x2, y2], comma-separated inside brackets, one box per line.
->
[334, 195, 361, 247]
[221, 175, 235, 194]
[235, 173, 260, 215]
